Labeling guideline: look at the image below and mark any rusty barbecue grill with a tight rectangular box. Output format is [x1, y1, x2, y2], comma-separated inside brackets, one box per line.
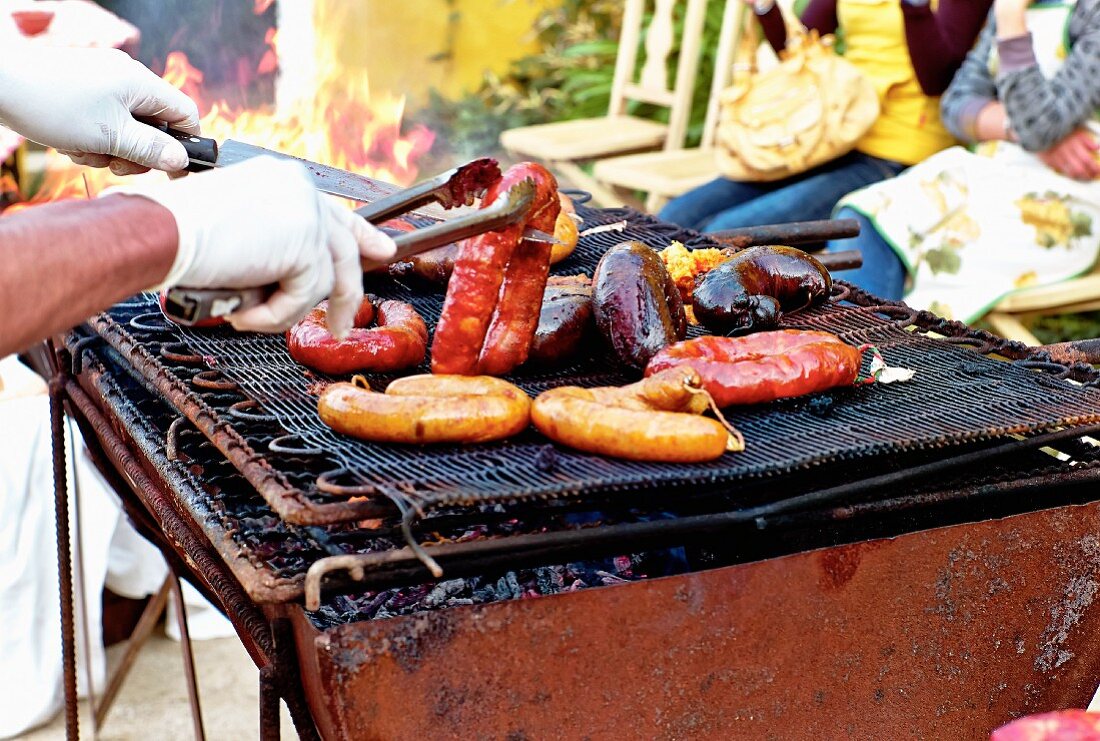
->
[55, 202, 1100, 739]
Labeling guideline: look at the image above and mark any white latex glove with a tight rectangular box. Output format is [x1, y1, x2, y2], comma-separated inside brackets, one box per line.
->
[110, 157, 397, 336]
[0, 46, 199, 175]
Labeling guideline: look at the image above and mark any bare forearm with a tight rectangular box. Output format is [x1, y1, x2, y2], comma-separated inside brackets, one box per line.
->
[973, 101, 1014, 143]
[0, 194, 176, 355]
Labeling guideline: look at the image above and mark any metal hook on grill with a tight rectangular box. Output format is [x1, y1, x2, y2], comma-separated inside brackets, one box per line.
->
[128, 312, 173, 333]
[166, 416, 189, 461]
[863, 304, 917, 329]
[941, 336, 996, 355]
[315, 468, 379, 497]
[227, 400, 277, 423]
[400, 508, 443, 579]
[828, 283, 851, 303]
[269, 435, 324, 457]
[1013, 360, 1073, 379]
[159, 342, 205, 365]
[191, 370, 239, 392]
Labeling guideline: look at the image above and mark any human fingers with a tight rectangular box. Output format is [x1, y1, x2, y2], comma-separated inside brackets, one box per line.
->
[113, 117, 190, 172]
[321, 200, 366, 339]
[128, 72, 202, 135]
[108, 158, 152, 177]
[327, 202, 397, 267]
[62, 151, 114, 169]
[228, 262, 332, 334]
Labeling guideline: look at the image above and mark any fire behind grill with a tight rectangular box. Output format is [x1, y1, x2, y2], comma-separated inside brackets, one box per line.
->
[84, 204, 1100, 532]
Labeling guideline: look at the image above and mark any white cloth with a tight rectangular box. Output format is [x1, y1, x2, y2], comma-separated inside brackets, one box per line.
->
[0, 356, 231, 738]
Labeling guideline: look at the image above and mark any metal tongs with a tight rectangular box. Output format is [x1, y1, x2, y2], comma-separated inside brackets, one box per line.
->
[161, 159, 554, 326]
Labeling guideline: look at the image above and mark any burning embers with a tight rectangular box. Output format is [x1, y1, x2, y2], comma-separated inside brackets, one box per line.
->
[310, 553, 665, 629]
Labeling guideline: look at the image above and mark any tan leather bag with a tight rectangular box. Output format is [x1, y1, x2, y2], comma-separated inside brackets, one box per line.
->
[715, 15, 880, 182]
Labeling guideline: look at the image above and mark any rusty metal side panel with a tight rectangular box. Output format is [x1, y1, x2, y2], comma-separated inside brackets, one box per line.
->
[301, 502, 1100, 741]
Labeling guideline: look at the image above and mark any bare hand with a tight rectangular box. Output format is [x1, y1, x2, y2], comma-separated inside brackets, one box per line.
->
[995, 0, 1030, 38]
[1037, 129, 1100, 181]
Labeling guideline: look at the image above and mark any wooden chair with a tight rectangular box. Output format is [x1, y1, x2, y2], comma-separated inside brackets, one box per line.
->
[499, 0, 709, 207]
[984, 265, 1100, 345]
[593, 1, 752, 213]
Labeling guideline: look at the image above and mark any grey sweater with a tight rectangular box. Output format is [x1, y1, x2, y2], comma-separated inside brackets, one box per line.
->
[940, 0, 1100, 152]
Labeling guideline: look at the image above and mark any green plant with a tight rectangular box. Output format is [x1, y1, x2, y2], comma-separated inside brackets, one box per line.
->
[415, 0, 729, 160]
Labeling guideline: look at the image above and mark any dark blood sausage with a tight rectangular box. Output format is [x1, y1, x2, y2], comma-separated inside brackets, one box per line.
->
[692, 245, 831, 335]
[593, 241, 688, 370]
[528, 275, 594, 365]
[287, 295, 428, 375]
[645, 330, 862, 407]
[387, 243, 457, 285]
[432, 162, 560, 375]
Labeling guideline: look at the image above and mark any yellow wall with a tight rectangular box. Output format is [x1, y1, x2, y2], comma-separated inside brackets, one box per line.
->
[320, 0, 554, 105]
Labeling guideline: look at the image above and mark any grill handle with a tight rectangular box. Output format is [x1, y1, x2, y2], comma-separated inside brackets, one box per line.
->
[710, 218, 861, 248]
[814, 249, 861, 273]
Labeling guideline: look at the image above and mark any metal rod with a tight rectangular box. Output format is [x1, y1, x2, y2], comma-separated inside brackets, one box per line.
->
[94, 579, 172, 729]
[50, 378, 80, 741]
[1039, 338, 1100, 366]
[710, 218, 861, 248]
[815, 249, 862, 272]
[168, 572, 207, 741]
[259, 666, 280, 741]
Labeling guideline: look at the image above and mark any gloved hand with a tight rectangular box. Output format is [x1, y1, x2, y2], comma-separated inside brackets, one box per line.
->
[0, 46, 199, 175]
[110, 157, 397, 337]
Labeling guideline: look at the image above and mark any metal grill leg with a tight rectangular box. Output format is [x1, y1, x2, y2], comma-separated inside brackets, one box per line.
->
[50, 379, 79, 741]
[167, 572, 207, 741]
[259, 665, 280, 741]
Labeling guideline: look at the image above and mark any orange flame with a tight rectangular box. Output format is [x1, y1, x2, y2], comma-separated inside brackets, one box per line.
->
[5, 15, 434, 213]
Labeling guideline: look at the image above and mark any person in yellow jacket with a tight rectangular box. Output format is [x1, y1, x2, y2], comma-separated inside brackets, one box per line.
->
[659, 0, 992, 232]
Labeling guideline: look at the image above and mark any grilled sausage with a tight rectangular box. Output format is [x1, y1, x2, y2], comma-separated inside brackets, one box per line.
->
[387, 243, 458, 285]
[551, 208, 580, 264]
[645, 331, 862, 407]
[531, 369, 729, 462]
[319, 375, 530, 444]
[692, 245, 831, 335]
[432, 162, 560, 375]
[388, 208, 576, 286]
[528, 275, 594, 366]
[593, 242, 688, 371]
[287, 296, 428, 375]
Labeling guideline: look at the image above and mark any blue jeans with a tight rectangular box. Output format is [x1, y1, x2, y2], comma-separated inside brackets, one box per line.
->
[659, 151, 906, 232]
[824, 207, 907, 300]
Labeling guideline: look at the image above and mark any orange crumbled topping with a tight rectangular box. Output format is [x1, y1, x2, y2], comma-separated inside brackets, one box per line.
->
[659, 241, 731, 305]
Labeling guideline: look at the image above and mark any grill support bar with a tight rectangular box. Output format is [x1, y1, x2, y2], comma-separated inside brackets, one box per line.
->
[50, 377, 79, 741]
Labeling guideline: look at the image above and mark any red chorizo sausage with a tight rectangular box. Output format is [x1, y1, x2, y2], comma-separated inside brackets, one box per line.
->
[431, 162, 560, 375]
[645, 331, 862, 407]
[287, 295, 428, 375]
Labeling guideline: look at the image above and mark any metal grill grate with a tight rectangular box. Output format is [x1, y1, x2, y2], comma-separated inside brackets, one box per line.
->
[90, 205, 1100, 525]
